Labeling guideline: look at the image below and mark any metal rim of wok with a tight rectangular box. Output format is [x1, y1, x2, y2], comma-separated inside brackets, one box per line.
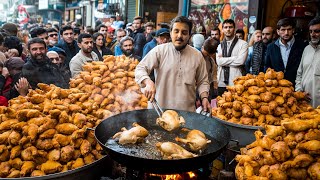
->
[94, 109, 231, 174]
[214, 116, 264, 130]
[0, 155, 111, 180]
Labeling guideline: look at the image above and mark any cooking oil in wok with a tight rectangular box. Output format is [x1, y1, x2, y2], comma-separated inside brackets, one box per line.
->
[106, 127, 220, 160]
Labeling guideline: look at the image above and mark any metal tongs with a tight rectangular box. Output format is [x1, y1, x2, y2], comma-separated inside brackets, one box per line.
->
[196, 106, 212, 117]
[151, 99, 164, 117]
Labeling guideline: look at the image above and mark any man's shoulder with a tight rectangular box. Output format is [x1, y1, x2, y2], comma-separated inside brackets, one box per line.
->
[70, 52, 82, 63]
[237, 39, 248, 46]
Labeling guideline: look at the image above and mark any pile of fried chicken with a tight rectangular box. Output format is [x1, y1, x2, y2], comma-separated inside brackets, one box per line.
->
[235, 108, 320, 180]
[69, 55, 148, 113]
[113, 110, 211, 160]
[0, 55, 148, 178]
[212, 68, 312, 126]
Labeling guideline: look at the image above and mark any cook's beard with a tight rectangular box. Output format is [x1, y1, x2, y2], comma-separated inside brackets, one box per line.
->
[174, 44, 187, 51]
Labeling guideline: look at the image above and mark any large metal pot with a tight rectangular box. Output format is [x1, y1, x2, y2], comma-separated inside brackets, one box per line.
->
[1, 155, 112, 180]
[213, 117, 264, 146]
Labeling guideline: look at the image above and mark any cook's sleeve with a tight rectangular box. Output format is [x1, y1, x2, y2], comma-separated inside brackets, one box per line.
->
[135, 47, 159, 85]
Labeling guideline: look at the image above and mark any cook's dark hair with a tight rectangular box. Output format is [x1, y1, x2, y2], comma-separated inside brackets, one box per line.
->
[27, 37, 46, 50]
[309, 16, 320, 27]
[120, 36, 134, 47]
[78, 33, 92, 43]
[277, 18, 296, 29]
[170, 16, 193, 35]
[4, 36, 23, 56]
[30, 27, 47, 38]
[60, 25, 73, 35]
[236, 29, 245, 36]
[222, 19, 235, 28]
[203, 38, 219, 54]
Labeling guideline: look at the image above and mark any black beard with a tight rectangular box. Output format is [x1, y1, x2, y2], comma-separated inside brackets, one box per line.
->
[174, 44, 187, 51]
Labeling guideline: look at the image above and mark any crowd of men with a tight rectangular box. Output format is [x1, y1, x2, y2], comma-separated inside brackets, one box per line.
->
[0, 15, 319, 112]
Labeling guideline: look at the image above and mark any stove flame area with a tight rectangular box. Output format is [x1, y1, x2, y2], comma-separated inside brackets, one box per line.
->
[146, 171, 197, 180]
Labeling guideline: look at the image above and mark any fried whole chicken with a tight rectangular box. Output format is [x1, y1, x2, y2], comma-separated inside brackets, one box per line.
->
[112, 122, 149, 145]
[156, 110, 185, 131]
[175, 129, 211, 152]
[156, 142, 197, 159]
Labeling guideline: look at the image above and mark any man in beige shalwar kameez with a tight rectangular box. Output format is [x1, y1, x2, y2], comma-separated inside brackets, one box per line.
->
[135, 16, 210, 112]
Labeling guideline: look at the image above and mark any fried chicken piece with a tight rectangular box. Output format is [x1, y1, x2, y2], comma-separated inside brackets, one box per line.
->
[48, 149, 60, 161]
[284, 132, 297, 148]
[0, 162, 10, 178]
[0, 145, 9, 161]
[175, 129, 211, 152]
[21, 146, 38, 161]
[264, 125, 284, 139]
[267, 169, 287, 180]
[10, 145, 22, 159]
[242, 146, 263, 160]
[80, 139, 92, 156]
[281, 119, 319, 132]
[235, 164, 245, 180]
[91, 149, 103, 160]
[308, 162, 320, 179]
[53, 134, 71, 147]
[113, 123, 149, 145]
[265, 115, 280, 125]
[71, 158, 85, 169]
[293, 91, 306, 100]
[23, 124, 39, 142]
[304, 129, 320, 141]
[278, 79, 292, 87]
[58, 111, 71, 124]
[20, 161, 35, 177]
[260, 92, 274, 103]
[259, 151, 277, 165]
[56, 123, 79, 135]
[0, 131, 11, 144]
[84, 153, 96, 165]
[27, 116, 47, 126]
[38, 118, 57, 134]
[274, 96, 285, 106]
[39, 129, 56, 140]
[7, 169, 20, 178]
[156, 110, 185, 131]
[242, 104, 254, 117]
[36, 139, 54, 150]
[281, 154, 314, 170]
[0, 119, 19, 131]
[156, 142, 197, 159]
[297, 140, 320, 151]
[60, 145, 75, 163]
[270, 141, 291, 162]
[72, 113, 87, 128]
[9, 158, 23, 170]
[292, 148, 304, 157]
[246, 130, 276, 150]
[235, 154, 253, 165]
[295, 131, 305, 142]
[40, 160, 63, 174]
[71, 128, 86, 140]
[31, 170, 46, 177]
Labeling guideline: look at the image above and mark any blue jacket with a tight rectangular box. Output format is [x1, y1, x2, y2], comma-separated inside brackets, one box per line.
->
[130, 28, 146, 58]
[142, 39, 157, 58]
[264, 38, 308, 86]
[114, 45, 123, 56]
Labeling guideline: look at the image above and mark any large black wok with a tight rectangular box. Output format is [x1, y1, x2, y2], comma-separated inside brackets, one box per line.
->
[94, 109, 231, 174]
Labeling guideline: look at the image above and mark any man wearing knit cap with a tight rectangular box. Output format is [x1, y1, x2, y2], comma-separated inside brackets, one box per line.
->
[192, 34, 205, 51]
[1, 23, 18, 36]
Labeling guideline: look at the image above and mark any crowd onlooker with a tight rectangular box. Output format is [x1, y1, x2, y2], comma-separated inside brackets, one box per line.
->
[92, 32, 113, 61]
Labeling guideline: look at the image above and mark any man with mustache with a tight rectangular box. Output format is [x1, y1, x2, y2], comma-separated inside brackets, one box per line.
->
[216, 19, 248, 96]
[135, 16, 210, 112]
[119, 36, 141, 61]
[47, 28, 59, 48]
[21, 38, 68, 89]
[295, 17, 320, 108]
[69, 33, 99, 77]
[265, 18, 308, 86]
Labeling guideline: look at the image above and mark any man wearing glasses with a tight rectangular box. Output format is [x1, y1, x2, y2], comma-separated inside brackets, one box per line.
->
[47, 28, 59, 48]
[295, 17, 320, 108]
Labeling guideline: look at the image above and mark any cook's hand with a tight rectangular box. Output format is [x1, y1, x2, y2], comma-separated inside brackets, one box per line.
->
[143, 79, 156, 101]
[201, 97, 211, 112]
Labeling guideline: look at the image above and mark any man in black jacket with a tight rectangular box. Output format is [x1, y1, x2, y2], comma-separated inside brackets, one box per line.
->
[56, 25, 80, 67]
[265, 18, 308, 86]
[130, 16, 146, 58]
[21, 38, 68, 89]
